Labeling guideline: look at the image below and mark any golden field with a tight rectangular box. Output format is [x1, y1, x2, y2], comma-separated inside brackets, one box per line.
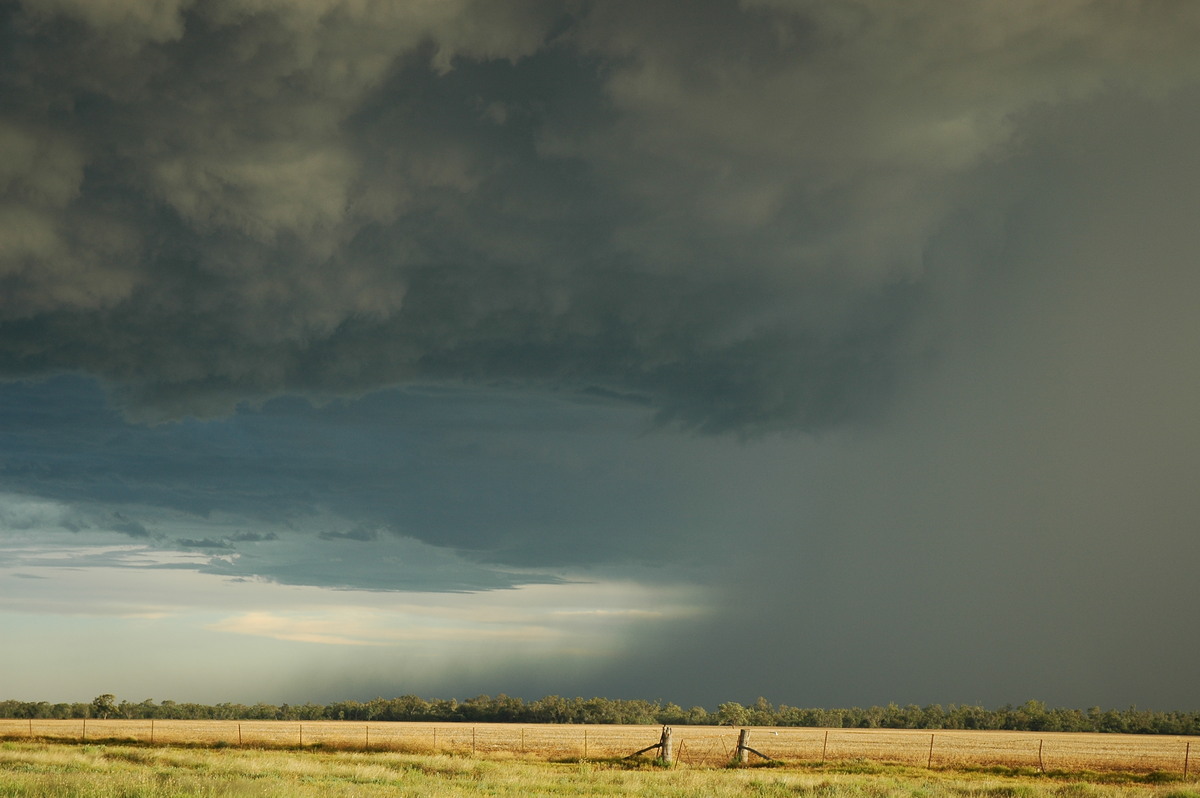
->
[3, 741, 1198, 798]
[1, 720, 1196, 773]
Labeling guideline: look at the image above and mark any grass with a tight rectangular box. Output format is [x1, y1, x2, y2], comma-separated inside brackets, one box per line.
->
[4, 722, 1195, 773]
[1, 741, 1198, 797]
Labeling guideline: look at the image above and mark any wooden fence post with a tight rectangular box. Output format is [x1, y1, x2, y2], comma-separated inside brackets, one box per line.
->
[1185, 740, 1191, 778]
[660, 726, 674, 764]
[1038, 739, 1045, 773]
[822, 729, 829, 761]
[928, 734, 935, 768]
[737, 729, 751, 765]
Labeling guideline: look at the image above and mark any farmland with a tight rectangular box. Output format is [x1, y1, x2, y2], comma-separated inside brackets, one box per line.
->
[2, 720, 1197, 773]
[2, 738, 1199, 798]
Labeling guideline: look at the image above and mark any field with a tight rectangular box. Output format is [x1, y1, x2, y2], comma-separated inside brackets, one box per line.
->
[1, 720, 1197, 774]
[2, 739, 1200, 798]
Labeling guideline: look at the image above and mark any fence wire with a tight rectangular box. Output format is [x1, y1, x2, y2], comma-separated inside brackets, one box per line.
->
[0, 720, 1194, 774]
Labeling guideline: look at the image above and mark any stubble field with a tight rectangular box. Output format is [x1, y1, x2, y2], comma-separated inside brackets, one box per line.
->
[2, 720, 1196, 774]
[2, 738, 1200, 798]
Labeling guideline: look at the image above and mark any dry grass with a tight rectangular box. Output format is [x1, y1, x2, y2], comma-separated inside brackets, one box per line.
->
[1, 720, 1196, 774]
[1, 739, 1199, 798]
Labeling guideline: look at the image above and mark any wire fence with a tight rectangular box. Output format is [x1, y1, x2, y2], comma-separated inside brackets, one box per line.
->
[0, 720, 1195, 774]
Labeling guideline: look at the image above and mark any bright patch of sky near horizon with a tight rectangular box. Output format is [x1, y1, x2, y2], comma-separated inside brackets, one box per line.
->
[2, 0, 1199, 710]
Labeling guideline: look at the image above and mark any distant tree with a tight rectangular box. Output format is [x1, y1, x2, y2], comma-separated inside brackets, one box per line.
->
[745, 697, 770, 725]
[90, 694, 117, 719]
[529, 695, 573, 724]
[657, 702, 686, 724]
[715, 702, 749, 727]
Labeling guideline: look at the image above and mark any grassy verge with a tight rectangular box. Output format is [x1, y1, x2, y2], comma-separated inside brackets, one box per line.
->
[1, 740, 1198, 797]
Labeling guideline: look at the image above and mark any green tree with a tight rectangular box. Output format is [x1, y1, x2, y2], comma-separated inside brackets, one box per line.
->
[749, 697, 776, 725]
[90, 694, 117, 719]
[715, 701, 749, 727]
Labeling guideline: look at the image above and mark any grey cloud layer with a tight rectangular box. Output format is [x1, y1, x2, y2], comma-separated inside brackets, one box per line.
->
[6, 1, 1198, 430]
[0, 376, 708, 573]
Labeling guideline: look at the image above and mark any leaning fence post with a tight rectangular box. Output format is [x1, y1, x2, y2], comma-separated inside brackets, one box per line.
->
[737, 729, 751, 765]
[928, 733, 935, 768]
[822, 729, 829, 761]
[1185, 740, 1191, 778]
[660, 726, 674, 764]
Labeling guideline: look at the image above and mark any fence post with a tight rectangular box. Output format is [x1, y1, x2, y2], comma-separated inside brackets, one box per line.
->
[822, 729, 829, 761]
[82, 718, 86, 742]
[238, 724, 242, 746]
[660, 726, 674, 764]
[737, 729, 751, 765]
[1185, 741, 1191, 778]
[1038, 739, 1045, 773]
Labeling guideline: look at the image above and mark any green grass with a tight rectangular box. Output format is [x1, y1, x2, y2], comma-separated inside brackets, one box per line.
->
[0, 741, 1196, 797]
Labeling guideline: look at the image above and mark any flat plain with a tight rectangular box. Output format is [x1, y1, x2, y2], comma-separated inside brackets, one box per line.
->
[2, 738, 1200, 798]
[1, 720, 1196, 773]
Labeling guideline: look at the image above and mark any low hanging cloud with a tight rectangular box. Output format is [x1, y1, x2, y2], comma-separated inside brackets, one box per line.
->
[4, 1, 1198, 432]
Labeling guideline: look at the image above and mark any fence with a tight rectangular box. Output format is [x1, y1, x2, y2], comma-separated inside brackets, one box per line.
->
[0, 719, 1195, 774]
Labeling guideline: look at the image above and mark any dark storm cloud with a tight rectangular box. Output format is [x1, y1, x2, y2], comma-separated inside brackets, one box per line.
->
[318, 526, 379, 543]
[0, 375, 703, 571]
[176, 537, 232, 549]
[229, 531, 278, 543]
[4, 0, 1200, 710]
[109, 512, 153, 538]
[8, 1, 1196, 431]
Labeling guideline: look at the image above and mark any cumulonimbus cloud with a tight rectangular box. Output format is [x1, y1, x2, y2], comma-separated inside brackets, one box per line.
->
[3, 0, 1199, 432]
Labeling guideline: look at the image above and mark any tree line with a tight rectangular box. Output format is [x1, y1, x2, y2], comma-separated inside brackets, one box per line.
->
[2, 696, 1197, 735]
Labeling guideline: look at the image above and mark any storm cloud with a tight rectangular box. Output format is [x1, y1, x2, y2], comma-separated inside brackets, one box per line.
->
[4, 0, 1194, 430]
[2, 1, 1199, 708]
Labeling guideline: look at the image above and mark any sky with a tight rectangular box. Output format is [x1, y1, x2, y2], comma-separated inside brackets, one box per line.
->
[1, 0, 1199, 711]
